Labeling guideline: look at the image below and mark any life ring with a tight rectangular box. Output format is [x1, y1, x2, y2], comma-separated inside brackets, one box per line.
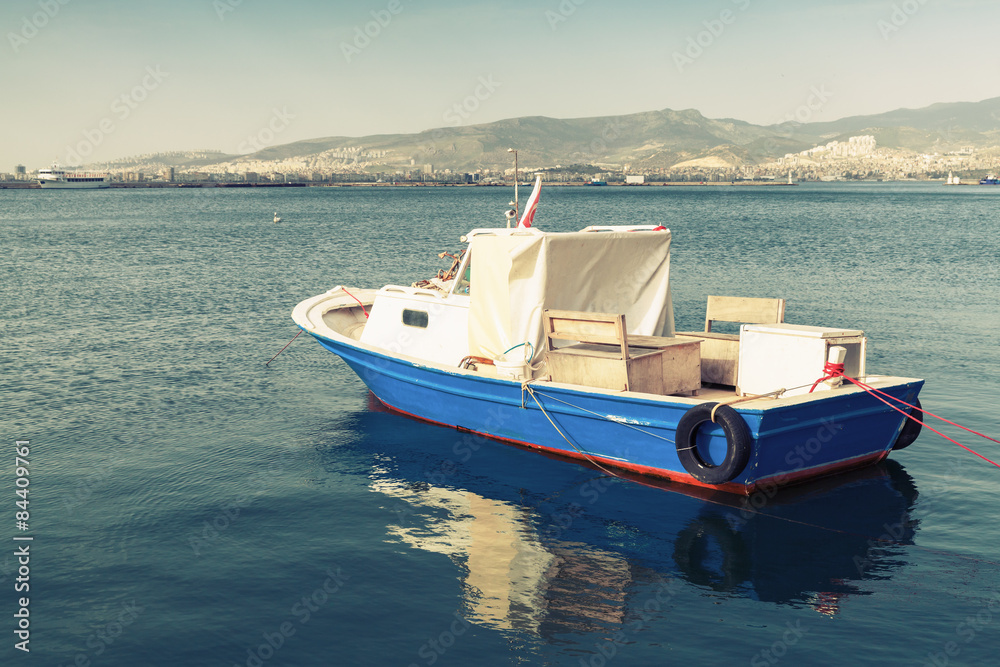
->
[675, 403, 752, 484]
[892, 398, 922, 450]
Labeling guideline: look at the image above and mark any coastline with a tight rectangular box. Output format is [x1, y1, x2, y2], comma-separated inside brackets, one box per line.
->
[4, 180, 996, 190]
[1, 180, 798, 189]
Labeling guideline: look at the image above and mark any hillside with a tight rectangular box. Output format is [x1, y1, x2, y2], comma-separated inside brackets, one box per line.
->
[93, 97, 1000, 174]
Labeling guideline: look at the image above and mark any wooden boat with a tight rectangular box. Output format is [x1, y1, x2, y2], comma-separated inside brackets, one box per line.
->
[291, 190, 923, 496]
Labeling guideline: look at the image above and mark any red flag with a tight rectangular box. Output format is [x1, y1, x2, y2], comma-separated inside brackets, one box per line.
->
[518, 175, 541, 228]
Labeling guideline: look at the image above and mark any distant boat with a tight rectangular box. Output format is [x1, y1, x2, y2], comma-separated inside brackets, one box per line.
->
[274, 212, 282, 223]
[980, 173, 999, 185]
[586, 178, 607, 186]
[37, 164, 110, 189]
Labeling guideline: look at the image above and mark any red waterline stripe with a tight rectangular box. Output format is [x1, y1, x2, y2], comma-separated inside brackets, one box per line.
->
[369, 395, 892, 497]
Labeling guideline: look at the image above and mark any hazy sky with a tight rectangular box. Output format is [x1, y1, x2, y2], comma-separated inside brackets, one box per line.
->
[2, 0, 997, 168]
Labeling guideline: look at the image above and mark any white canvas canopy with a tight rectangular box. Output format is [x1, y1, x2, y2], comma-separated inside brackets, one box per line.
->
[467, 228, 674, 362]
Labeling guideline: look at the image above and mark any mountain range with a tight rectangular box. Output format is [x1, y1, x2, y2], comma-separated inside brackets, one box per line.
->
[98, 96, 1000, 174]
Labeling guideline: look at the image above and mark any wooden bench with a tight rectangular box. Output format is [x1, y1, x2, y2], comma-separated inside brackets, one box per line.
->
[542, 309, 701, 395]
[675, 296, 786, 386]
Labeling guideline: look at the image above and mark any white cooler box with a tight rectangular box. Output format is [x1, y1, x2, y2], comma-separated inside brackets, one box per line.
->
[737, 323, 867, 397]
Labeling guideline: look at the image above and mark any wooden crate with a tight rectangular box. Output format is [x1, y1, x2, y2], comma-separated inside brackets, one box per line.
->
[674, 332, 739, 385]
[543, 310, 701, 396]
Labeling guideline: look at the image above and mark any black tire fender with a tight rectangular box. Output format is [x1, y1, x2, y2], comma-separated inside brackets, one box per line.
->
[675, 403, 752, 484]
[892, 398, 923, 451]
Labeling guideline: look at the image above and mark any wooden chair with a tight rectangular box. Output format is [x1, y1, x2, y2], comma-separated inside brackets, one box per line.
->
[675, 296, 786, 386]
[542, 309, 701, 395]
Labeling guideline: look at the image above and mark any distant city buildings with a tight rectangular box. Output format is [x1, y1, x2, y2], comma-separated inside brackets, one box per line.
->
[8, 134, 999, 186]
[798, 135, 877, 159]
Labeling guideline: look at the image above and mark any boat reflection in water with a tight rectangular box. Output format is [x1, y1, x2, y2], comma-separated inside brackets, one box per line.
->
[667, 462, 918, 613]
[372, 477, 633, 634]
[358, 405, 920, 629]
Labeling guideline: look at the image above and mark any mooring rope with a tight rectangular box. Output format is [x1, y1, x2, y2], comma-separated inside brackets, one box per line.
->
[520, 381, 628, 480]
[810, 362, 1000, 468]
[265, 329, 302, 366]
[709, 388, 787, 423]
[521, 381, 677, 445]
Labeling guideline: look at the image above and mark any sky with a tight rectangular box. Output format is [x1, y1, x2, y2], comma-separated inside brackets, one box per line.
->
[2, 0, 998, 169]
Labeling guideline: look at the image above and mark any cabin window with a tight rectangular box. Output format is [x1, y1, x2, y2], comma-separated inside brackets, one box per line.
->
[402, 309, 429, 328]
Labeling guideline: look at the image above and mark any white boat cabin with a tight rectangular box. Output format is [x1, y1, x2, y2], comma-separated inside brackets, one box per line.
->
[359, 226, 675, 370]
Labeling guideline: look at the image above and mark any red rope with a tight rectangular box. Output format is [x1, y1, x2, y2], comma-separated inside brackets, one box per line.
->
[809, 364, 1000, 468]
[341, 287, 369, 318]
[851, 380, 1000, 445]
[808, 361, 845, 393]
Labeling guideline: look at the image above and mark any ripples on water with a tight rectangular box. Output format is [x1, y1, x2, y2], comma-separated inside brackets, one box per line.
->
[2, 183, 998, 665]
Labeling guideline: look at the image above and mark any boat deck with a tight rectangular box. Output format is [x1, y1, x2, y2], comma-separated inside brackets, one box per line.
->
[294, 287, 920, 414]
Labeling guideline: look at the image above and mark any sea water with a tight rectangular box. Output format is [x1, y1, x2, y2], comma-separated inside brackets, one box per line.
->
[2, 183, 998, 665]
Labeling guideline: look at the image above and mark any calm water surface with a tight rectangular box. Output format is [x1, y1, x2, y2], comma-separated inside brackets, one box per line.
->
[2, 183, 998, 666]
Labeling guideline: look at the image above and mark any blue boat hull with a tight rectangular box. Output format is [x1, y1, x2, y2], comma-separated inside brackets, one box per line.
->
[306, 330, 923, 495]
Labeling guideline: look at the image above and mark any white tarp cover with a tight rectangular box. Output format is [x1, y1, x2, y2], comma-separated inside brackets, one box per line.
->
[468, 229, 674, 362]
